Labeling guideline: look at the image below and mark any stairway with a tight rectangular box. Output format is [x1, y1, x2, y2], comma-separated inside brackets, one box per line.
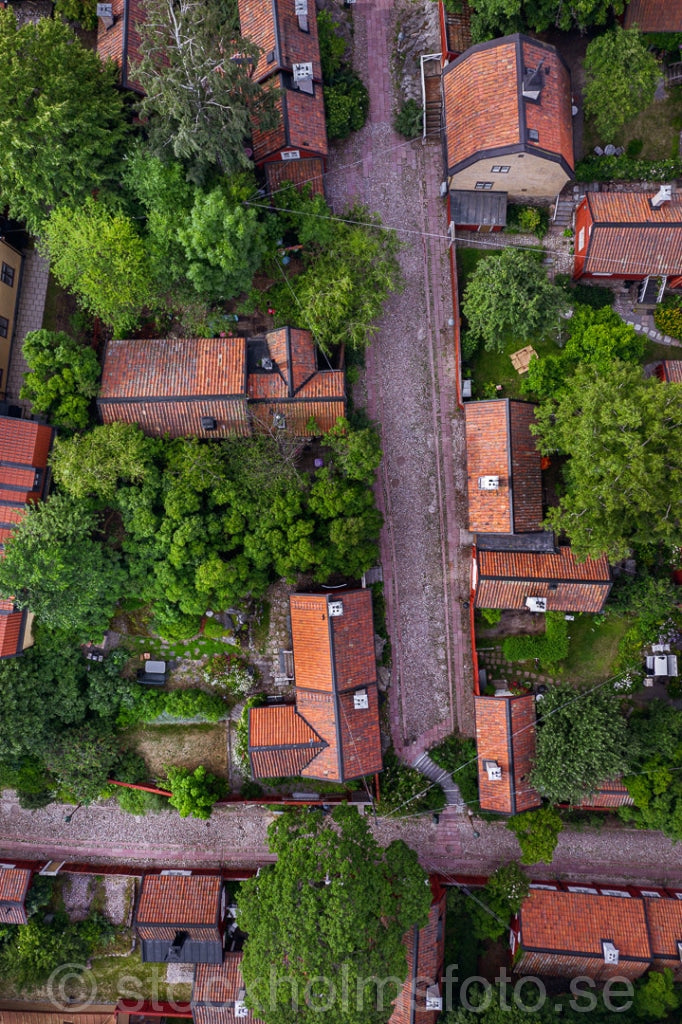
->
[412, 752, 466, 811]
[552, 198, 573, 228]
[423, 74, 442, 140]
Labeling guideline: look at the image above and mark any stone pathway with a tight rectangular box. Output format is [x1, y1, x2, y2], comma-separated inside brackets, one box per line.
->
[7, 248, 49, 407]
[412, 752, 465, 810]
[324, 0, 475, 756]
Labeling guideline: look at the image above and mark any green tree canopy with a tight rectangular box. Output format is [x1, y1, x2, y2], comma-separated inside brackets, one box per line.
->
[533, 362, 682, 561]
[41, 199, 156, 336]
[19, 329, 101, 431]
[165, 764, 226, 818]
[469, 0, 625, 41]
[633, 969, 680, 1020]
[0, 494, 127, 639]
[506, 805, 563, 864]
[0, 11, 127, 233]
[462, 248, 564, 354]
[621, 703, 682, 841]
[136, 0, 278, 182]
[530, 684, 629, 804]
[238, 807, 431, 1024]
[45, 721, 122, 803]
[584, 27, 659, 140]
[50, 423, 159, 503]
[468, 862, 529, 942]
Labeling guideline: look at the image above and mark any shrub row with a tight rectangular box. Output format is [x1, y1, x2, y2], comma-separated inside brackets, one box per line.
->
[502, 612, 569, 668]
[375, 747, 446, 817]
[574, 155, 682, 182]
[116, 686, 228, 727]
[429, 734, 478, 807]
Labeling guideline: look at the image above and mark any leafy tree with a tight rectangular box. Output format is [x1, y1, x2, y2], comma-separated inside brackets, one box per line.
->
[506, 805, 563, 864]
[323, 417, 382, 483]
[633, 970, 680, 1020]
[266, 205, 402, 354]
[176, 175, 270, 299]
[136, 0, 277, 182]
[621, 703, 682, 841]
[533, 362, 682, 561]
[165, 764, 226, 818]
[563, 305, 645, 368]
[462, 248, 564, 353]
[238, 807, 431, 1024]
[20, 329, 100, 431]
[45, 722, 121, 803]
[0, 12, 127, 233]
[0, 910, 114, 989]
[584, 27, 659, 140]
[469, 862, 529, 942]
[531, 684, 629, 804]
[50, 424, 159, 503]
[41, 199, 156, 336]
[469, 0, 626, 42]
[0, 495, 127, 639]
[54, 0, 98, 29]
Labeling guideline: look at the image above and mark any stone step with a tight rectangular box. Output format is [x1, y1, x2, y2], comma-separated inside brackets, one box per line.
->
[412, 752, 466, 810]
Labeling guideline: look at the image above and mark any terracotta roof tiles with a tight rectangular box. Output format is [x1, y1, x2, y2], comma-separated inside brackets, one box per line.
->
[475, 547, 611, 613]
[193, 953, 265, 1024]
[465, 400, 543, 534]
[248, 704, 324, 777]
[238, 0, 322, 82]
[0, 609, 26, 660]
[136, 874, 222, 927]
[519, 890, 652, 961]
[644, 898, 682, 962]
[625, 0, 682, 31]
[475, 695, 540, 814]
[579, 192, 682, 277]
[390, 886, 446, 1024]
[661, 361, 682, 382]
[96, 0, 144, 93]
[443, 35, 573, 177]
[265, 157, 326, 197]
[0, 867, 31, 924]
[251, 77, 327, 164]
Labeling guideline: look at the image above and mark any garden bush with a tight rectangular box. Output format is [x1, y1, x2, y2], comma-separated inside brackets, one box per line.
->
[375, 747, 446, 817]
[202, 653, 253, 698]
[502, 612, 569, 667]
[479, 607, 502, 626]
[153, 605, 203, 641]
[394, 99, 422, 139]
[116, 686, 228, 727]
[555, 274, 614, 309]
[505, 204, 548, 238]
[625, 138, 644, 158]
[575, 155, 682, 182]
[654, 296, 682, 338]
[235, 694, 267, 774]
[324, 73, 370, 140]
[54, 0, 97, 28]
[429, 734, 478, 807]
[202, 618, 230, 639]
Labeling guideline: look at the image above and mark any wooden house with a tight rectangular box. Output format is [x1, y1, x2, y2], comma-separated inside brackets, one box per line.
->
[474, 694, 541, 815]
[135, 874, 225, 964]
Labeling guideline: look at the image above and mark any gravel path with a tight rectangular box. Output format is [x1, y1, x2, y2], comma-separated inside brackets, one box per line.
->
[324, 0, 475, 755]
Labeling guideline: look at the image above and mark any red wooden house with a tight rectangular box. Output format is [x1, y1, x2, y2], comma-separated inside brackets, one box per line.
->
[389, 878, 446, 1024]
[574, 190, 682, 290]
[438, 0, 473, 64]
[644, 897, 682, 981]
[96, 0, 144, 93]
[474, 694, 541, 815]
[237, 0, 327, 197]
[192, 953, 263, 1024]
[248, 590, 382, 783]
[98, 330, 344, 438]
[135, 874, 225, 964]
[0, 866, 32, 924]
[512, 889, 652, 981]
[0, 417, 54, 659]
[473, 546, 612, 614]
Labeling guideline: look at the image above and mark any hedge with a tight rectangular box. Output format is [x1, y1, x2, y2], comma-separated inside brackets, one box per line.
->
[502, 612, 569, 667]
[574, 155, 682, 182]
[116, 687, 228, 727]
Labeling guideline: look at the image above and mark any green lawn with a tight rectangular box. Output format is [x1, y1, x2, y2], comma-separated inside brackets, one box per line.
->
[598, 86, 682, 161]
[553, 612, 634, 685]
[464, 332, 563, 400]
[85, 947, 192, 1003]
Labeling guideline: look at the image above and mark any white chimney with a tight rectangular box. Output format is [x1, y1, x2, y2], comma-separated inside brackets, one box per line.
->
[651, 185, 673, 209]
[478, 475, 500, 491]
[483, 759, 502, 781]
[96, 2, 114, 28]
[602, 941, 619, 965]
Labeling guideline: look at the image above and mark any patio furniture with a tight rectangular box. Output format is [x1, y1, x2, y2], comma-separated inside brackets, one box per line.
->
[510, 345, 537, 374]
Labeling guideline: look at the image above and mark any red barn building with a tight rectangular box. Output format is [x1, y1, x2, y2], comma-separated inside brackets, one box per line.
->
[248, 590, 382, 782]
[135, 874, 225, 964]
[389, 879, 446, 1024]
[237, 0, 327, 196]
[0, 867, 32, 924]
[474, 694, 541, 815]
[473, 546, 612, 614]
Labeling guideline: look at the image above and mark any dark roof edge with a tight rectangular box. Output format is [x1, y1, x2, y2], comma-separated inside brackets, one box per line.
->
[504, 397, 514, 535]
[448, 143, 573, 179]
[443, 33, 569, 76]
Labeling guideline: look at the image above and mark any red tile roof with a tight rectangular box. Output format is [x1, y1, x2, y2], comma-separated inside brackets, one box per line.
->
[518, 889, 652, 962]
[474, 546, 611, 613]
[0, 607, 26, 660]
[248, 704, 324, 777]
[644, 898, 682, 963]
[96, 0, 144, 93]
[625, 0, 682, 31]
[574, 779, 634, 809]
[390, 884, 446, 1024]
[136, 874, 222, 928]
[443, 35, 573, 178]
[474, 694, 540, 814]
[465, 400, 543, 534]
[0, 867, 31, 924]
[249, 591, 382, 782]
[238, 0, 323, 83]
[265, 157, 326, 198]
[660, 360, 682, 383]
[193, 953, 264, 1024]
[0, 1014, 115, 1024]
[578, 192, 682, 278]
[251, 78, 328, 164]
[247, 327, 345, 434]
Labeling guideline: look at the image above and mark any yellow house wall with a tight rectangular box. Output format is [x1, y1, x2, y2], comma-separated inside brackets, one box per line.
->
[448, 152, 571, 202]
[0, 240, 22, 398]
